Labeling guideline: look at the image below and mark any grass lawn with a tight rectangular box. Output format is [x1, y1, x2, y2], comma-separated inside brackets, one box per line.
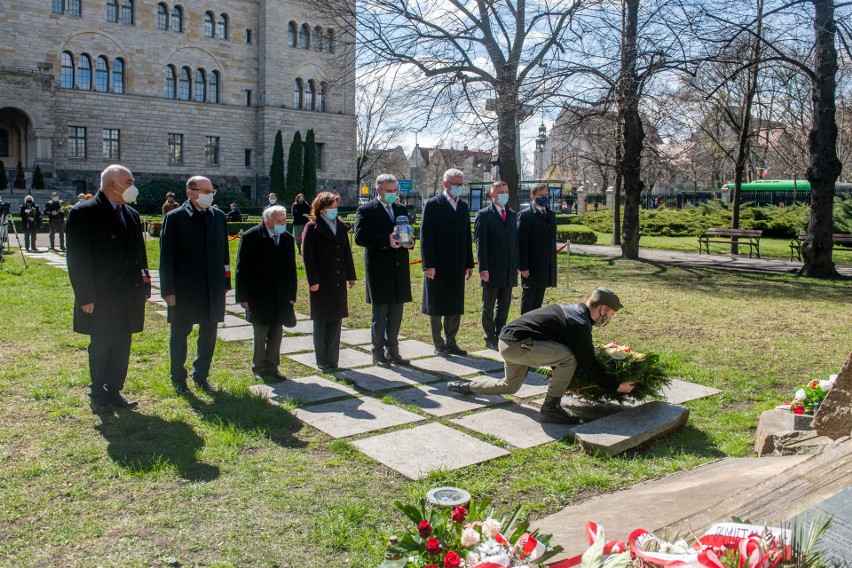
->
[0, 238, 850, 566]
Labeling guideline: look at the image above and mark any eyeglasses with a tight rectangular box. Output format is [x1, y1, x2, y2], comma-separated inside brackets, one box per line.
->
[193, 188, 217, 195]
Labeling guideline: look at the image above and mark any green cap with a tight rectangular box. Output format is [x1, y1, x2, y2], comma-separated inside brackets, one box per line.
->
[590, 288, 623, 311]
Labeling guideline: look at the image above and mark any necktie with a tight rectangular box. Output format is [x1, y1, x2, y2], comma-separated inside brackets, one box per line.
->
[386, 204, 394, 221]
[115, 204, 126, 228]
[501, 209, 506, 222]
[273, 234, 280, 246]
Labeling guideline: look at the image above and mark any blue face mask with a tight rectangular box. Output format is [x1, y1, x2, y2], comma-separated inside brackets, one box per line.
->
[535, 196, 549, 207]
[449, 185, 464, 197]
[496, 193, 509, 206]
[324, 208, 338, 221]
[382, 192, 398, 205]
[273, 224, 287, 235]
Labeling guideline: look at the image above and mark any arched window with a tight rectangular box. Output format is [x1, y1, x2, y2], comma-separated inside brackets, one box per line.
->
[106, 0, 118, 22]
[95, 56, 109, 92]
[157, 3, 168, 30]
[326, 29, 335, 53]
[313, 26, 323, 51]
[287, 22, 297, 47]
[294, 78, 303, 109]
[194, 69, 206, 102]
[305, 80, 315, 111]
[171, 6, 183, 33]
[113, 58, 125, 93]
[217, 14, 229, 40]
[299, 24, 310, 49]
[165, 65, 176, 99]
[178, 66, 191, 100]
[78, 54, 92, 90]
[204, 11, 214, 37]
[61, 52, 75, 89]
[209, 70, 220, 103]
[121, 0, 133, 24]
[319, 82, 327, 112]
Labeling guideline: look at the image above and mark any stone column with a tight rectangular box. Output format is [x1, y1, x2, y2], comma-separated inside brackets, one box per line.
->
[576, 187, 586, 214]
[605, 186, 615, 209]
[721, 185, 731, 204]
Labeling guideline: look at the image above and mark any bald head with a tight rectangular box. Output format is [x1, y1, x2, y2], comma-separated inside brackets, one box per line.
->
[186, 176, 215, 210]
[100, 164, 134, 205]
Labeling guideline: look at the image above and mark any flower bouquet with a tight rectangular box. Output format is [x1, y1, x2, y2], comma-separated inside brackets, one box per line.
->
[381, 497, 563, 567]
[538, 343, 670, 404]
[784, 375, 835, 415]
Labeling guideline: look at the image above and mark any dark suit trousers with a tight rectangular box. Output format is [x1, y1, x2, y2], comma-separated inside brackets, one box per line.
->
[371, 303, 404, 357]
[252, 323, 283, 374]
[23, 226, 37, 250]
[481, 286, 512, 341]
[88, 333, 132, 401]
[313, 319, 342, 368]
[169, 322, 217, 383]
[430, 314, 461, 349]
[520, 287, 547, 314]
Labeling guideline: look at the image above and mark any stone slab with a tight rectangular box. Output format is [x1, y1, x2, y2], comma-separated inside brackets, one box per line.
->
[482, 370, 551, 399]
[294, 312, 310, 321]
[288, 348, 375, 371]
[217, 325, 255, 341]
[390, 382, 507, 417]
[279, 334, 317, 354]
[293, 397, 425, 438]
[659, 379, 720, 405]
[470, 349, 504, 362]
[334, 365, 444, 392]
[793, 486, 852, 566]
[570, 401, 689, 456]
[249, 375, 358, 405]
[225, 304, 246, 315]
[149, 299, 168, 307]
[352, 422, 509, 479]
[395, 339, 437, 360]
[339, 328, 374, 346]
[452, 404, 576, 448]
[412, 355, 503, 377]
[283, 320, 314, 335]
[221, 314, 249, 328]
[813, 351, 852, 439]
[155, 310, 168, 317]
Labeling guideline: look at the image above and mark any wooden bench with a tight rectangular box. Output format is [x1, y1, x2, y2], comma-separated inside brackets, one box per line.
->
[790, 232, 852, 261]
[698, 228, 763, 258]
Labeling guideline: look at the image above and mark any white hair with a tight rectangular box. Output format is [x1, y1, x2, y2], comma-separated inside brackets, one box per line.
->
[443, 168, 464, 182]
[263, 205, 287, 221]
[100, 164, 126, 190]
[375, 173, 398, 189]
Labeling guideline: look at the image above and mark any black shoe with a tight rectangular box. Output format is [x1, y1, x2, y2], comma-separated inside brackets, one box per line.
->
[386, 353, 411, 366]
[318, 364, 337, 372]
[90, 399, 113, 414]
[434, 346, 448, 357]
[373, 356, 391, 368]
[108, 394, 139, 409]
[268, 370, 287, 381]
[486, 339, 499, 351]
[173, 381, 190, 395]
[445, 345, 467, 357]
[253, 372, 267, 381]
[447, 381, 473, 395]
[60, 247, 67, 253]
[539, 396, 581, 424]
[195, 380, 216, 393]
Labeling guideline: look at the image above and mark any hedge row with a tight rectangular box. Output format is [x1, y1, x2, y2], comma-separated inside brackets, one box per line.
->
[556, 226, 598, 245]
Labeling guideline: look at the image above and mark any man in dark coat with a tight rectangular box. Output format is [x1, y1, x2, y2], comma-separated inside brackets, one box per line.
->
[44, 191, 67, 252]
[420, 168, 474, 356]
[354, 174, 414, 367]
[302, 192, 357, 370]
[19, 195, 41, 252]
[159, 176, 231, 394]
[235, 205, 297, 381]
[517, 183, 558, 314]
[474, 180, 519, 350]
[66, 165, 150, 413]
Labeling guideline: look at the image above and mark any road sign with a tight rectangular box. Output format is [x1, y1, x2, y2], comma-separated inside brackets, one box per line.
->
[398, 180, 412, 193]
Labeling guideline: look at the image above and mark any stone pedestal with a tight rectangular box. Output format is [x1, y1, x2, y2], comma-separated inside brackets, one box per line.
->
[576, 188, 587, 214]
[605, 186, 615, 210]
[721, 186, 731, 204]
[754, 409, 829, 456]
[812, 351, 852, 439]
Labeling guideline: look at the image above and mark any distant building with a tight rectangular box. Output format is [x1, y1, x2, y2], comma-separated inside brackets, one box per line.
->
[0, 0, 356, 201]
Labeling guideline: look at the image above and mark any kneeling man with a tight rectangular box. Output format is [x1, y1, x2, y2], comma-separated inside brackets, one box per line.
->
[448, 288, 635, 424]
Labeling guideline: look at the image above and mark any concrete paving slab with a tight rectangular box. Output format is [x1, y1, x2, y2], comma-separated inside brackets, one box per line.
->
[334, 365, 444, 392]
[397, 339, 443, 360]
[220, 314, 249, 328]
[283, 320, 314, 335]
[149, 299, 168, 307]
[249, 375, 358, 405]
[225, 304, 246, 315]
[279, 335, 316, 354]
[217, 325, 255, 341]
[288, 348, 375, 370]
[294, 312, 310, 321]
[412, 355, 503, 377]
[155, 310, 168, 317]
[352, 422, 509, 479]
[339, 328, 374, 346]
[294, 396, 425, 438]
[660, 379, 720, 404]
[390, 382, 507, 417]
[470, 349, 504, 362]
[481, 369, 551, 399]
[571, 401, 689, 456]
[452, 404, 576, 448]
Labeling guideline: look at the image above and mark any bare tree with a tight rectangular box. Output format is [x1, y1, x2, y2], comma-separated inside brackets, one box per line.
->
[355, 71, 410, 187]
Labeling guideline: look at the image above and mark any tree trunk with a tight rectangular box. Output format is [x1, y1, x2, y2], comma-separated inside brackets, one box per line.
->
[497, 89, 521, 211]
[801, 0, 842, 278]
[613, 123, 623, 246]
[619, 0, 644, 259]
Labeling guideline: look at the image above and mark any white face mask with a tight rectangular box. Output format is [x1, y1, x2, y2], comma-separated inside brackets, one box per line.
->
[121, 184, 139, 204]
[195, 192, 215, 209]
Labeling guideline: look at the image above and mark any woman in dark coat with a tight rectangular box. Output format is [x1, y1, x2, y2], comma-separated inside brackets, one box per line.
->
[291, 193, 311, 253]
[301, 192, 356, 370]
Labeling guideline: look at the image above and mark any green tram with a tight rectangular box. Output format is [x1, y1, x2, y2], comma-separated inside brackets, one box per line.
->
[723, 179, 852, 206]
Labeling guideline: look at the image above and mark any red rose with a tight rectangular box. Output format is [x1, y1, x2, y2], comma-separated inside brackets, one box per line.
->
[424, 565, 439, 568]
[444, 551, 462, 568]
[426, 537, 442, 555]
[418, 519, 433, 538]
[450, 506, 467, 523]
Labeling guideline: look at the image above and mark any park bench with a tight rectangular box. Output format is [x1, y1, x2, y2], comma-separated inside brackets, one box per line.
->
[698, 228, 763, 258]
[240, 214, 249, 221]
[789, 232, 852, 261]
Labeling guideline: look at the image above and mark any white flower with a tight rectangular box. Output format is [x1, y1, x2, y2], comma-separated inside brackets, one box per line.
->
[481, 518, 502, 539]
[794, 389, 807, 401]
[829, 374, 837, 381]
[462, 527, 481, 548]
[819, 380, 833, 392]
[606, 348, 628, 360]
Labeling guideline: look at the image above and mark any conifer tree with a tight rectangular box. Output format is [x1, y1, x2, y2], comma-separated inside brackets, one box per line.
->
[302, 129, 317, 201]
[31, 164, 45, 189]
[268, 130, 286, 200]
[285, 131, 303, 204]
[0, 160, 8, 191]
[13, 161, 26, 189]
